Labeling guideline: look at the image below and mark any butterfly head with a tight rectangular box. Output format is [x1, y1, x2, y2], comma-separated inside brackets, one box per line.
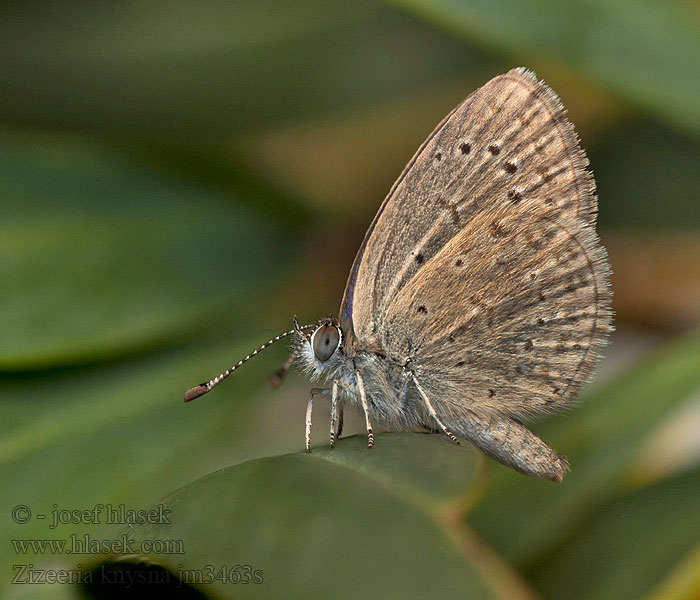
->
[293, 316, 347, 383]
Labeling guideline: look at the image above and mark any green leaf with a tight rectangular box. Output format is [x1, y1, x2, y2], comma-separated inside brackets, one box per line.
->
[0, 337, 297, 597]
[387, 0, 700, 135]
[530, 466, 700, 600]
[0, 132, 294, 369]
[468, 334, 700, 569]
[103, 436, 536, 600]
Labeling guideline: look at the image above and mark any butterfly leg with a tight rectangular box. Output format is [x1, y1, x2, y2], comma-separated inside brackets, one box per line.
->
[330, 381, 340, 448]
[411, 374, 460, 445]
[336, 404, 344, 439]
[354, 370, 374, 449]
[306, 388, 329, 452]
[455, 411, 570, 482]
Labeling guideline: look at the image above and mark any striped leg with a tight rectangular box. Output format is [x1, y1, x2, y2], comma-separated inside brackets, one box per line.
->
[355, 370, 374, 449]
[306, 388, 329, 452]
[412, 374, 460, 445]
[336, 405, 344, 440]
[329, 381, 339, 448]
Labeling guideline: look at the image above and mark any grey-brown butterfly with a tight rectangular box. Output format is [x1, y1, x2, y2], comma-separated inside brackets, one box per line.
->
[185, 67, 612, 482]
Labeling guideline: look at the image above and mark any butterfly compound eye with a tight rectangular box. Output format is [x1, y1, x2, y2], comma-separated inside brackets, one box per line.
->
[311, 325, 340, 362]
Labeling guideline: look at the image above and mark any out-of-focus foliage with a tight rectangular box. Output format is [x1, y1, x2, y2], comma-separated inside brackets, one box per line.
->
[1, 1, 698, 599]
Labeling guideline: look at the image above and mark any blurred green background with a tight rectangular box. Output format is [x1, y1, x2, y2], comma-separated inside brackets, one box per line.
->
[1, 1, 699, 599]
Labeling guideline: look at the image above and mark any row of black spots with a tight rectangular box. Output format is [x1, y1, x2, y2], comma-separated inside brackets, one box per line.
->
[454, 139, 520, 166]
[483, 141, 520, 176]
[457, 135, 514, 205]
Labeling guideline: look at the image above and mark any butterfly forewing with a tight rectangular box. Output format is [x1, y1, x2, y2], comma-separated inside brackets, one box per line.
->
[340, 67, 611, 416]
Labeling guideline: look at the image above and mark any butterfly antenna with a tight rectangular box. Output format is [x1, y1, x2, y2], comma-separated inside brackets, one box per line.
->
[268, 316, 314, 388]
[184, 319, 316, 402]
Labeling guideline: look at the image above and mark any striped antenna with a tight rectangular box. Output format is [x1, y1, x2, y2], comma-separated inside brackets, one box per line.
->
[184, 320, 316, 402]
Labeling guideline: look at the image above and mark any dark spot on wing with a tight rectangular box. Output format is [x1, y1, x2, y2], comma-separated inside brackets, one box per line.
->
[508, 189, 522, 203]
[490, 220, 510, 238]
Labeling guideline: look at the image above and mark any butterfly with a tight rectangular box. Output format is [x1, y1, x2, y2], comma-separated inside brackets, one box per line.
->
[185, 68, 612, 482]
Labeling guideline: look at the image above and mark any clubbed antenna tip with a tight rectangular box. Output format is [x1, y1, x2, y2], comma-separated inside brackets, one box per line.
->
[184, 384, 210, 402]
[182, 320, 317, 403]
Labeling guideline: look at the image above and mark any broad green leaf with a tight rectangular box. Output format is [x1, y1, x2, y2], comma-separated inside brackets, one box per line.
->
[387, 0, 700, 135]
[0, 132, 294, 369]
[0, 336, 302, 597]
[311, 433, 481, 509]
[94, 438, 536, 600]
[530, 466, 700, 600]
[468, 334, 700, 569]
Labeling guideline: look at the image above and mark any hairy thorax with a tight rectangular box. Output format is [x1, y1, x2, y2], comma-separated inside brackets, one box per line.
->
[294, 328, 429, 431]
